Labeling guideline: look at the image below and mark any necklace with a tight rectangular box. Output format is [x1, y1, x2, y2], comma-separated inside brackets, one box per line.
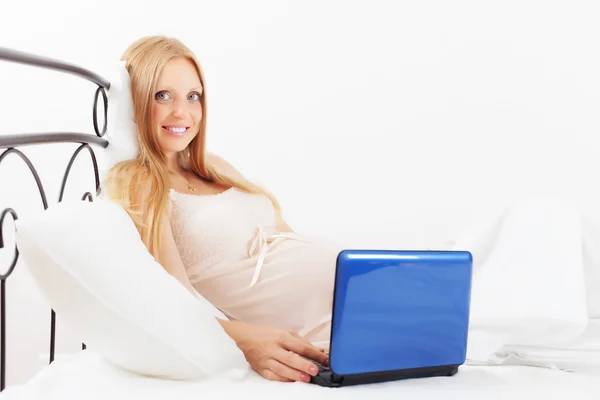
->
[184, 170, 196, 193]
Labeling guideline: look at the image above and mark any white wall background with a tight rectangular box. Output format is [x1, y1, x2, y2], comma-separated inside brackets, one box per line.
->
[1, 0, 600, 388]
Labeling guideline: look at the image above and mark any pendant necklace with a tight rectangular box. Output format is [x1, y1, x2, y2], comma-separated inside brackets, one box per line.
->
[185, 170, 196, 193]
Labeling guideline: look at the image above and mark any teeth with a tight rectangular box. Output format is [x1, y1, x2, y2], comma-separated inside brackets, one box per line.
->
[166, 127, 187, 133]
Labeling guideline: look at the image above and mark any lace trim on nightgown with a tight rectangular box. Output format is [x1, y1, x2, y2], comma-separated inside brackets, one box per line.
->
[169, 189, 233, 281]
[169, 188, 312, 287]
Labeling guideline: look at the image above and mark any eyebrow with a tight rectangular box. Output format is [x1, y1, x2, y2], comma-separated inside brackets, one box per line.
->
[158, 86, 203, 93]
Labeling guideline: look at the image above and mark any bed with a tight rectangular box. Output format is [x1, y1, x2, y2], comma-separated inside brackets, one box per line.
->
[0, 46, 599, 400]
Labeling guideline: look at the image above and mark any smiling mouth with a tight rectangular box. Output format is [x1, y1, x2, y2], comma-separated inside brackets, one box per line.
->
[162, 126, 190, 136]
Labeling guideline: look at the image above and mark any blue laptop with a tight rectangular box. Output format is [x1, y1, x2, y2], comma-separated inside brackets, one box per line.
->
[310, 249, 473, 387]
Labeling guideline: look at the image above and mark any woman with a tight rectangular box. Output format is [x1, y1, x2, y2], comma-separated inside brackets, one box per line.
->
[105, 36, 341, 383]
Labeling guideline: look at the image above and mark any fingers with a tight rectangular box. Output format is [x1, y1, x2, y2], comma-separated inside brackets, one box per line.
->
[260, 368, 295, 383]
[263, 358, 312, 383]
[277, 347, 321, 378]
[318, 347, 329, 356]
[283, 335, 329, 367]
[250, 329, 330, 384]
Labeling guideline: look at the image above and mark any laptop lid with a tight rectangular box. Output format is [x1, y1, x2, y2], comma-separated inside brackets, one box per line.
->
[328, 250, 473, 376]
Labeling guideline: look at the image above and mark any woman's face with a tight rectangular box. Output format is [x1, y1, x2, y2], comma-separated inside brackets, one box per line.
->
[152, 57, 203, 159]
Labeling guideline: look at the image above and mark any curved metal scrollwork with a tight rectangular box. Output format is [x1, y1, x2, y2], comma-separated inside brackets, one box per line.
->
[80, 192, 93, 352]
[0, 208, 18, 392]
[54, 143, 101, 361]
[58, 143, 101, 202]
[0, 45, 111, 392]
[0, 144, 100, 389]
[0, 209, 18, 280]
[81, 192, 93, 202]
[0, 148, 49, 391]
[0, 147, 50, 282]
[93, 86, 108, 137]
[0, 149, 49, 210]
[0, 46, 111, 90]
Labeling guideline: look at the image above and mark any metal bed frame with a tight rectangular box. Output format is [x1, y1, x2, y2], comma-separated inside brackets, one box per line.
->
[0, 46, 111, 392]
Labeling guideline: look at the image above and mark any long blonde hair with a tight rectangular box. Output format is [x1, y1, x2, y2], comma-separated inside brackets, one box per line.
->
[105, 36, 282, 263]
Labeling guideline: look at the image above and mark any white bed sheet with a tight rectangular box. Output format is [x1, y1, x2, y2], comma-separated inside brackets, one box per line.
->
[1, 351, 598, 400]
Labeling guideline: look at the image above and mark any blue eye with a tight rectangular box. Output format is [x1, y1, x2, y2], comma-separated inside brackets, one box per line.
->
[155, 91, 171, 101]
[188, 92, 201, 101]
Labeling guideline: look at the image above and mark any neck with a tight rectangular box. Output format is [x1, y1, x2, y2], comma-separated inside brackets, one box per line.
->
[165, 153, 185, 175]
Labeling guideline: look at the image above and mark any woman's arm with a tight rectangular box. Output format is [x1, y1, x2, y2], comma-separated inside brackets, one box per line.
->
[157, 212, 197, 295]
[157, 204, 326, 382]
[216, 319, 329, 383]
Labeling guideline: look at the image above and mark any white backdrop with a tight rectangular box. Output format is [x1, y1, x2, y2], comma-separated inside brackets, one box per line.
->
[1, 0, 600, 387]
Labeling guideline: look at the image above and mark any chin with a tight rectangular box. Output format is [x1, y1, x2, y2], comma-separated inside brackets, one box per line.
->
[161, 143, 191, 155]
[158, 130, 196, 154]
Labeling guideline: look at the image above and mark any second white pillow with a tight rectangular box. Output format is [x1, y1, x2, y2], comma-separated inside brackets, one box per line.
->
[16, 199, 249, 380]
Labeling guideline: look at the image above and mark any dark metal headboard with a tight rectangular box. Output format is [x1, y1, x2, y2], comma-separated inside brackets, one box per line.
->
[0, 46, 111, 391]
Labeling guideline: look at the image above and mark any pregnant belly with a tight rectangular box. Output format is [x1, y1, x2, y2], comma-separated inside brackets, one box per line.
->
[193, 238, 344, 336]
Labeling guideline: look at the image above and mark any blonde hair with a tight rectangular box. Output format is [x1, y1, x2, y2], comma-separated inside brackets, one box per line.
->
[105, 36, 282, 263]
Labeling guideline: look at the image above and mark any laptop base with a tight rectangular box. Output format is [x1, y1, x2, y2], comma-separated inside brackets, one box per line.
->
[310, 364, 460, 388]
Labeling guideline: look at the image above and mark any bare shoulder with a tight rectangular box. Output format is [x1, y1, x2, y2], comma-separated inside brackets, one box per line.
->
[206, 152, 236, 171]
[206, 152, 245, 181]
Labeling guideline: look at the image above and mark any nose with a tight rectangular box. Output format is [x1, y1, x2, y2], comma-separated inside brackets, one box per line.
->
[170, 99, 187, 119]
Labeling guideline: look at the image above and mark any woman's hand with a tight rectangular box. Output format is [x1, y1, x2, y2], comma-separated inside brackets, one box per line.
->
[218, 319, 329, 383]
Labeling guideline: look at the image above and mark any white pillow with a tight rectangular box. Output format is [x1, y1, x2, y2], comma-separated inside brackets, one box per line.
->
[15, 199, 249, 380]
[97, 61, 140, 185]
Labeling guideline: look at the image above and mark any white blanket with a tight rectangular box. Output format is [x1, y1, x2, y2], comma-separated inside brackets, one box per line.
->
[1, 351, 598, 400]
[4, 196, 599, 399]
[453, 197, 599, 371]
